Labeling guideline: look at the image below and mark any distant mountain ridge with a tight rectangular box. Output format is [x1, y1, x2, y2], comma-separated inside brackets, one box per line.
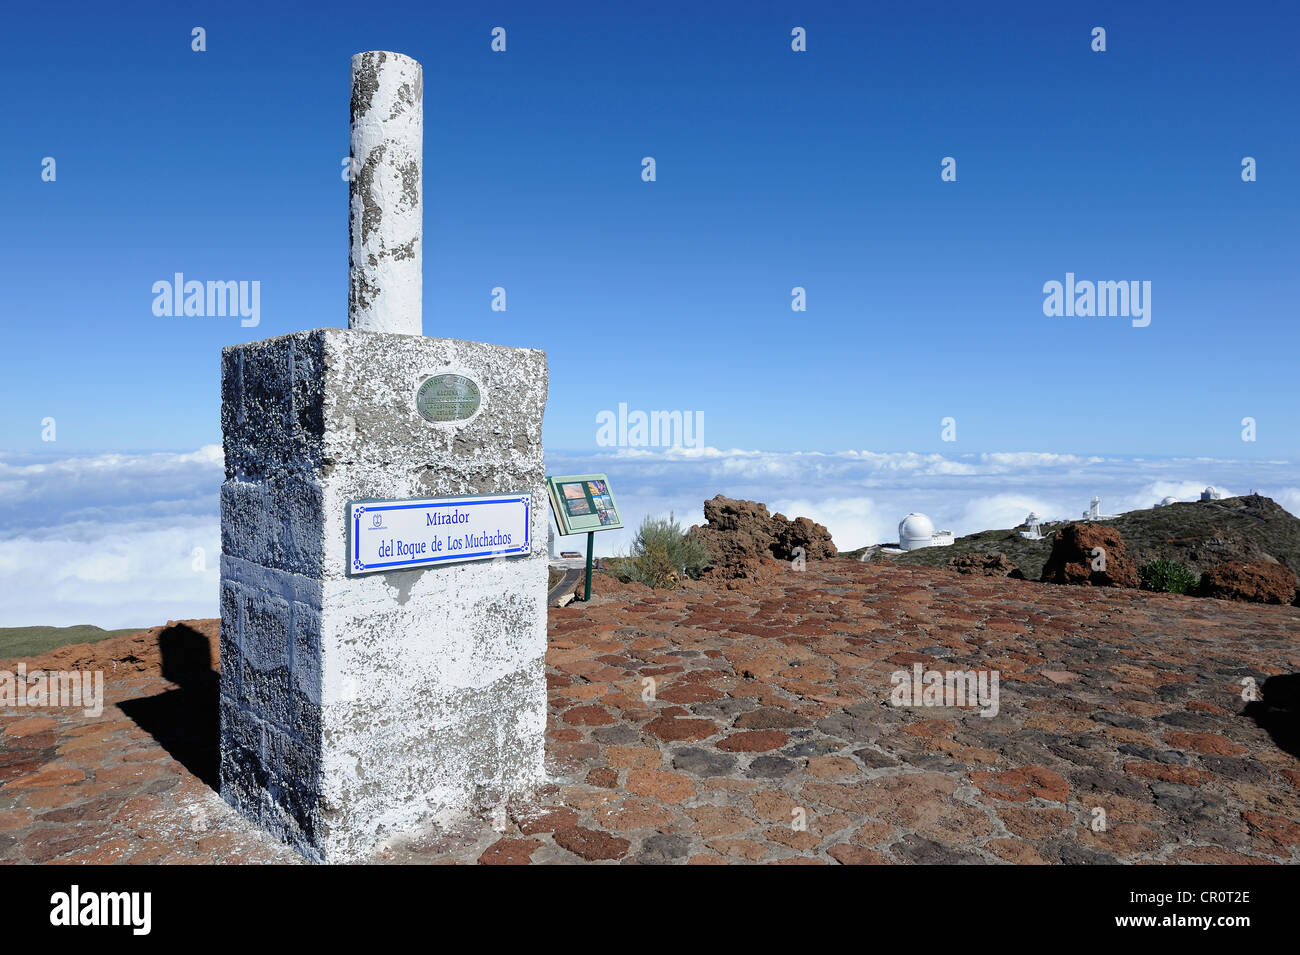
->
[863, 494, 1300, 581]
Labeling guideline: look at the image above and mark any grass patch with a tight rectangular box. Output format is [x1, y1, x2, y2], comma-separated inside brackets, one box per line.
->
[1138, 557, 1198, 594]
[0, 625, 140, 660]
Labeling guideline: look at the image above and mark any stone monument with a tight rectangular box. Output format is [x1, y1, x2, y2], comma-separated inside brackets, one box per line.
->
[217, 51, 549, 863]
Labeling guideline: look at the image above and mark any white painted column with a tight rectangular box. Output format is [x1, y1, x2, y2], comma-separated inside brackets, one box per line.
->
[349, 51, 423, 336]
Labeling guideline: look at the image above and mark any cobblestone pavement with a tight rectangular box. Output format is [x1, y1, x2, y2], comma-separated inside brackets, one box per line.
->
[2, 560, 1298, 864]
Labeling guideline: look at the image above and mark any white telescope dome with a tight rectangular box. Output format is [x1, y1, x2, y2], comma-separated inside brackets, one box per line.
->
[899, 513, 935, 551]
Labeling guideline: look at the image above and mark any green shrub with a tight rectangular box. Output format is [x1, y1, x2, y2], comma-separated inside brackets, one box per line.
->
[624, 513, 710, 589]
[1138, 557, 1198, 594]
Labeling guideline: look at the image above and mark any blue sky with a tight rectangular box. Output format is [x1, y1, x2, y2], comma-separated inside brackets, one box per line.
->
[4, 0, 1296, 456]
[1, 2, 1297, 626]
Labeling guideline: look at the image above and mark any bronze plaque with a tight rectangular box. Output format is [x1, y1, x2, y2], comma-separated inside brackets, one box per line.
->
[416, 374, 481, 423]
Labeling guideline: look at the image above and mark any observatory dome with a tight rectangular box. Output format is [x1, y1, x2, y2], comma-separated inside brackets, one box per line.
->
[1158, 496, 1178, 507]
[899, 513, 935, 551]
[1201, 486, 1222, 501]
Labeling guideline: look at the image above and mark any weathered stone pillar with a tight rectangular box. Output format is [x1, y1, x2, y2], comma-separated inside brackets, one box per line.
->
[218, 52, 548, 863]
[349, 51, 422, 335]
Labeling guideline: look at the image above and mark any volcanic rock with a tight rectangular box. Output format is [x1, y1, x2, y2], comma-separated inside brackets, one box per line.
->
[1197, 560, 1297, 605]
[1040, 523, 1139, 588]
[947, 552, 1025, 578]
[690, 495, 835, 578]
[771, 514, 837, 561]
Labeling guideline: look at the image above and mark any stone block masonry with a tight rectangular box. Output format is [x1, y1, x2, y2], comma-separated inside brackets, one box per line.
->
[219, 327, 549, 862]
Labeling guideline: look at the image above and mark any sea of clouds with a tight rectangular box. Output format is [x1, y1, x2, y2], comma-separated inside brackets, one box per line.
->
[2, 445, 1298, 630]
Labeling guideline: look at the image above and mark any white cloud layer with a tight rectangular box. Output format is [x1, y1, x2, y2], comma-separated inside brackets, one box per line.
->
[547, 448, 1297, 559]
[0, 447, 224, 629]
[0, 446, 1295, 630]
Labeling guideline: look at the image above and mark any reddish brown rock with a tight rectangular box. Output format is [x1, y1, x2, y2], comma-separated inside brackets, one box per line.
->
[657, 683, 724, 704]
[552, 826, 631, 861]
[61, 838, 133, 865]
[625, 769, 695, 804]
[985, 839, 1049, 865]
[1079, 822, 1160, 855]
[751, 790, 800, 822]
[970, 766, 1070, 803]
[828, 844, 890, 865]
[686, 804, 754, 838]
[770, 514, 837, 562]
[561, 703, 615, 726]
[513, 807, 579, 835]
[22, 824, 112, 863]
[716, 730, 788, 752]
[1197, 560, 1297, 605]
[1170, 846, 1273, 865]
[585, 767, 619, 788]
[947, 552, 1024, 578]
[1166, 732, 1247, 756]
[689, 495, 836, 579]
[3, 717, 58, 737]
[604, 745, 661, 770]
[593, 798, 674, 831]
[995, 807, 1076, 840]
[3, 765, 85, 789]
[689, 496, 776, 578]
[1040, 523, 1139, 588]
[705, 837, 768, 860]
[807, 756, 859, 778]
[560, 786, 618, 810]
[766, 827, 820, 850]
[1242, 811, 1300, 848]
[478, 838, 543, 865]
[643, 716, 717, 742]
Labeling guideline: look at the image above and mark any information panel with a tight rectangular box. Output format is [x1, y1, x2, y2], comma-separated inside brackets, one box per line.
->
[546, 474, 623, 536]
[348, 493, 530, 575]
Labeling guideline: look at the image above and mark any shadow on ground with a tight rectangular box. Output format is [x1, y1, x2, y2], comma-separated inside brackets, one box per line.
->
[118, 623, 220, 790]
[1244, 673, 1300, 760]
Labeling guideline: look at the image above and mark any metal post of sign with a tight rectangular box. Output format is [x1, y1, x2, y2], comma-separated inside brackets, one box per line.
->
[583, 531, 594, 601]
